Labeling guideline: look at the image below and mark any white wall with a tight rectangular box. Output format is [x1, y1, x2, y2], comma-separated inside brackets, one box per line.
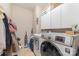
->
[11, 5, 33, 47]
[33, 5, 49, 33]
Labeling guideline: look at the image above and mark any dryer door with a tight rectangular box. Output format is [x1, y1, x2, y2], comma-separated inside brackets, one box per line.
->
[40, 41, 61, 56]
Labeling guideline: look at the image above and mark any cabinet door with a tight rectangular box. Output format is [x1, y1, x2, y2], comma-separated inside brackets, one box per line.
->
[61, 4, 79, 28]
[41, 11, 50, 29]
[51, 6, 61, 29]
[70, 4, 79, 25]
[61, 4, 72, 28]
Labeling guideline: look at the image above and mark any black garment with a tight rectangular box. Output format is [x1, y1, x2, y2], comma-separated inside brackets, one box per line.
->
[3, 13, 12, 49]
[24, 32, 27, 46]
[1, 49, 8, 56]
[29, 38, 34, 52]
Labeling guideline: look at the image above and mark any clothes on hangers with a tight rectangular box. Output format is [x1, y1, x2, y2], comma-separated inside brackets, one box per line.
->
[9, 19, 17, 33]
[8, 19, 19, 52]
[0, 13, 6, 55]
[3, 13, 12, 50]
[0, 5, 4, 13]
[0, 6, 13, 55]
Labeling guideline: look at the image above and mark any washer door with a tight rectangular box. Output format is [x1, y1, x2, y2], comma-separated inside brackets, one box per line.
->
[40, 41, 61, 56]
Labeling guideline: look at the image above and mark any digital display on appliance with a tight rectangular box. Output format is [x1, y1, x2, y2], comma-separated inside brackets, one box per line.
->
[55, 36, 65, 43]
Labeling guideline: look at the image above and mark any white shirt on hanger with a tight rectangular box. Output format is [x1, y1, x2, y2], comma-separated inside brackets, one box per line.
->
[0, 14, 6, 55]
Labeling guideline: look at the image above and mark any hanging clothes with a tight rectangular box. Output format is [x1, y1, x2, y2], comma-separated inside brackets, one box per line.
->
[8, 19, 19, 52]
[24, 32, 28, 47]
[9, 19, 17, 33]
[3, 13, 12, 50]
[0, 13, 6, 54]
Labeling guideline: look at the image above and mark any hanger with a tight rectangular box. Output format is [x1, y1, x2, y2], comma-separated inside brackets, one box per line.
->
[0, 5, 4, 20]
[0, 5, 4, 15]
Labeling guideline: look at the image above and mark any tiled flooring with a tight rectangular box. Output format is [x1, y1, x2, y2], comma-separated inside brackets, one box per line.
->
[18, 48, 35, 56]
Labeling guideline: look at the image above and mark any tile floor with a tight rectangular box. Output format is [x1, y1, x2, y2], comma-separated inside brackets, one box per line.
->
[18, 48, 35, 56]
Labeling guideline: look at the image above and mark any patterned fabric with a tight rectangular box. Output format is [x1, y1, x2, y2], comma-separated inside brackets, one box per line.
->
[9, 19, 17, 33]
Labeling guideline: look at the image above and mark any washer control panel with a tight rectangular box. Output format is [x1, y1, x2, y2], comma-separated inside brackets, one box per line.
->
[55, 36, 73, 47]
[55, 36, 65, 43]
[41, 32, 79, 47]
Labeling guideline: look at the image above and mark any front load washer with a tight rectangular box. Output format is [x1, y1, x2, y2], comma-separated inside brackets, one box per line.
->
[40, 32, 79, 56]
[29, 32, 79, 56]
[30, 33, 62, 56]
[40, 32, 62, 56]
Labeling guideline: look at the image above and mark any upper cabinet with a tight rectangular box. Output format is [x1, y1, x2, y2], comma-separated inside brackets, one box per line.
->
[61, 4, 79, 28]
[41, 3, 79, 30]
[41, 8, 51, 29]
[41, 11, 50, 29]
[51, 3, 79, 29]
[51, 5, 61, 29]
[61, 4, 72, 28]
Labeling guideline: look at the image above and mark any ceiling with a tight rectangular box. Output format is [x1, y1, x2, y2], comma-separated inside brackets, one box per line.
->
[12, 3, 49, 10]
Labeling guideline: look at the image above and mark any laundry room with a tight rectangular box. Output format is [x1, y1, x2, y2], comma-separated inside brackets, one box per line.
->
[1, 3, 79, 56]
